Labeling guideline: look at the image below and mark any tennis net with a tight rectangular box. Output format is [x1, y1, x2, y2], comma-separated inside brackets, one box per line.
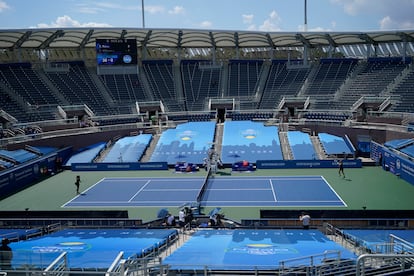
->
[196, 167, 212, 202]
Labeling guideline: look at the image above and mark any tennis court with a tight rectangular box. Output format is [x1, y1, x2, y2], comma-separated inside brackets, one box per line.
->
[63, 175, 346, 208]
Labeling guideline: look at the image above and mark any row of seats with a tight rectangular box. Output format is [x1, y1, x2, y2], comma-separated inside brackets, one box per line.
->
[303, 112, 350, 121]
[1, 58, 412, 124]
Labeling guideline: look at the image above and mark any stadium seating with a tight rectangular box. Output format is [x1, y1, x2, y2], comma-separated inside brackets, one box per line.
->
[259, 60, 311, 109]
[227, 59, 263, 98]
[287, 131, 317, 160]
[221, 121, 283, 163]
[0, 149, 39, 164]
[100, 74, 145, 103]
[64, 142, 106, 165]
[303, 58, 359, 109]
[149, 121, 216, 165]
[181, 60, 222, 111]
[318, 133, 353, 156]
[332, 57, 409, 110]
[101, 134, 152, 163]
[389, 65, 414, 112]
[45, 61, 115, 116]
[142, 60, 184, 112]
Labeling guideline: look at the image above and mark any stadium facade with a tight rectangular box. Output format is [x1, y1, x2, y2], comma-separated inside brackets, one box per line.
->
[1, 28, 414, 275]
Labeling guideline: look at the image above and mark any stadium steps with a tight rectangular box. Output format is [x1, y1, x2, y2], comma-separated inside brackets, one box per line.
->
[140, 133, 161, 162]
[94, 135, 122, 162]
[214, 122, 224, 158]
[310, 134, 327, 159]
[278, 131, 293, 160]
[37, 69, 69, 105]
[158, 228, 195, 260]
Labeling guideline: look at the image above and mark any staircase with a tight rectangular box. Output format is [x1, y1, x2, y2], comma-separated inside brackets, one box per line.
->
[310, 134, 327, 159]
[213, 122, 224, 157]
[140, 133, 161, 162]
[279, 131, 293, 160]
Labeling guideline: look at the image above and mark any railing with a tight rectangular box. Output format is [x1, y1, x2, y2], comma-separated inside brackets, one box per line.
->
[356, 254, 414, 276]
[106, 251, 124, 275]
[279, 250, 343, 272]
[390, 234, 414, 254]
[351, 96, 365, 111]
[44, 252, 68, 275]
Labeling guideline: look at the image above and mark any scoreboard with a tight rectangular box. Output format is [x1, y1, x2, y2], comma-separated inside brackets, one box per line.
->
[96, 39, 138, 65]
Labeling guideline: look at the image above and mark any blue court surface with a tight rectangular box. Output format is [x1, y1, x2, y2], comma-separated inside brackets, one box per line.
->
[201, 175, 345, 207]
[0, 228, 42, 240]
[341, 229, 414, 253]
[164, 229, 357, 271]
[63, 176, 346, 208]
[9, 228, 178, 270]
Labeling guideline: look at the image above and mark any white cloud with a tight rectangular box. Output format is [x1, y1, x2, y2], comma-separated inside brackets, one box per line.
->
[75, 2, 139, 14]
[380, 15, 414, 30]
[330, 0, 370, 16]
[297, 24, 332, 32]
[76, 5, 104, 14]
[242, 14, 254, 24]
[258, 10, 282, 32]
[199, 21, 213, 29]
[247, 24, 256, 31]
[168, 6, 184, 15]
[145, 5, 165, 14]
[379, 16, 394, 30]
[0, 0, 10, 12]
[32, 15, 112, 28]
[95, 2, 139, 11]
[331, 0, 414, 30]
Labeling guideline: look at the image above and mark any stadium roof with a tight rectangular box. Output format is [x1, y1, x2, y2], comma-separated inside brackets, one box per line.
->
[0, 28, 413, 57]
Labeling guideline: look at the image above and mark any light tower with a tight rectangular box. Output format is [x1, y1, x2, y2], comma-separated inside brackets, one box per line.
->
[141, 0, 145, 28]
[304, 0, 308, 32]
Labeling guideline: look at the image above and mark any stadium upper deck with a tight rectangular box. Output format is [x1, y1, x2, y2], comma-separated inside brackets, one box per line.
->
[1, 28, 414, 131]
[0, 28, 413, 62]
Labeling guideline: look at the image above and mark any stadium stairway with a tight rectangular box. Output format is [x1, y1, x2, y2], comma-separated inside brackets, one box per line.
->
[213, 122, 224, 158]
[140, 133, 161, 162]
[94, 136, 121, 162]
[278, 131, 293, 160]
[310, 134, 327, 159]
[158, 227, 195, 260]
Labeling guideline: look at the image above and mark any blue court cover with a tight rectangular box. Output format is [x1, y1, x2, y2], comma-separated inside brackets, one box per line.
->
[164, 229, 356, 271]
[9, 228, 177, 270]
[342, 229, 414, 253]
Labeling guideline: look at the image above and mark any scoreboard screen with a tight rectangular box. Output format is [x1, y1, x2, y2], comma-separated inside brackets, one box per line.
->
[96, 39, 138, 65]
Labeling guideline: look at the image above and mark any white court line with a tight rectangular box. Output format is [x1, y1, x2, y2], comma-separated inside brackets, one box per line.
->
[128, 180, 151, 202]
[269, 179, 277, 202]
[61, 177, 107, 208]
[67, 200, 189, 204]
[103, 177, 205, 181]
[208, 188, 269, 191]
[203, 200, 276, 203]
[321, 175, 348, 207]
[144, 188, 200, 191]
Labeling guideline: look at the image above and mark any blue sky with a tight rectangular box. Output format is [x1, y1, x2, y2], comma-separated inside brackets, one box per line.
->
[0, 0, 413, 31]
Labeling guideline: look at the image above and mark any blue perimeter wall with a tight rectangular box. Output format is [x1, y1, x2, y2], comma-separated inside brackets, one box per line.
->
[0, 147, 72, 199]
[71, 162, 168, 171]
[371, 141, 414, 186]
[257, 159, 361, 169]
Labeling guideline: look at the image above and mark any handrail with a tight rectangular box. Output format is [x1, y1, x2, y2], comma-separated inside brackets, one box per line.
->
[356, 253, 414, 276]
[279, 250, 341, 270]
[44, 251, 67, 272]
[389, 234, 414, 253]
[106, 251, 124, 275]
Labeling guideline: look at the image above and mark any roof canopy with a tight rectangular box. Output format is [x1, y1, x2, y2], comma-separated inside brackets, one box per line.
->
[0, 28, 413, 58]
